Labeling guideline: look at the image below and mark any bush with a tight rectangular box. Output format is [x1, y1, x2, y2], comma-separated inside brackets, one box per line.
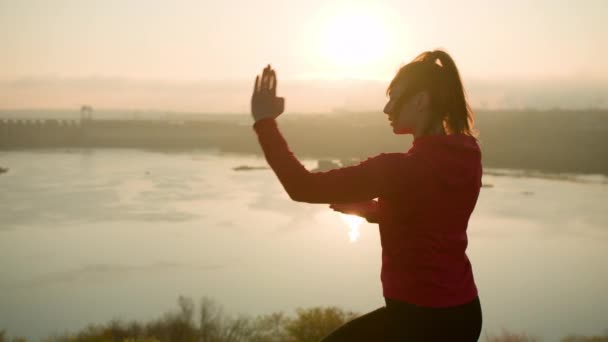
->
[2, 299, 607, 342]
[484, 329, 541, 342]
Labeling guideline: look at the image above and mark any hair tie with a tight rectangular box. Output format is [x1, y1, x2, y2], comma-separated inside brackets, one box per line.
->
[424, 52, 441, 68]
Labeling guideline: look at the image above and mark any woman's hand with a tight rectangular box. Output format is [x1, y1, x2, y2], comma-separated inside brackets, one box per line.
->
[251, 64, 285, 122]
[329, 200, 379, 223]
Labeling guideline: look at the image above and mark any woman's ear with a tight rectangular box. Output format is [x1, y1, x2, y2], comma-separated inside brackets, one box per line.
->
[415, 91, 431, 112]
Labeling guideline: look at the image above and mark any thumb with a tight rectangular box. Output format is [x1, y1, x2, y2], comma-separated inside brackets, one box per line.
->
[275, 97, 285, 115]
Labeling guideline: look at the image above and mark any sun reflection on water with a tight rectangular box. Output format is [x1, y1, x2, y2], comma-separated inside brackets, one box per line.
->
[339, 213, 365, 243]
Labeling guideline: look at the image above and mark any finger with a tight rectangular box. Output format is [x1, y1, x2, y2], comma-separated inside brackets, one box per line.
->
[275, 97, 285, 115]
[253, 75, 260, 94]
[265, 65, 273, 92]
[270, 69, 277, 96]
[262, 66, 270, 93]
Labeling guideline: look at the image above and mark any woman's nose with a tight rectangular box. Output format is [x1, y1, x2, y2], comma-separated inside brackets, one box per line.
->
[383, 102, 392, 115]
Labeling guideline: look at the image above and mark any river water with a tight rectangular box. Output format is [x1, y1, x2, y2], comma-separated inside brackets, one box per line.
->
[1, 149, 607, 340]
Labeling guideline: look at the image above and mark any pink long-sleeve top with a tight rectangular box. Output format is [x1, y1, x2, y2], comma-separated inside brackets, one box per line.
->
[253, 117, 481, 308]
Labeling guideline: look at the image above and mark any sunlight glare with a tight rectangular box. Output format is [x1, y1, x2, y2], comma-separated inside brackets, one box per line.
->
[300, 2, 403, 80]
[322, 9, 388, 68]
[339, 213, 365, 243]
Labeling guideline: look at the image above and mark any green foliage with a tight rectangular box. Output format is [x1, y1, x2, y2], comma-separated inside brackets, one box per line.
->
[0, 330, 28, 342]
[561, 334, 608, 342]
[484, 329, 541, 341]
[249, 312, 289, 342]
[2, 298, 607, 342]
[284, 306, 358, 342]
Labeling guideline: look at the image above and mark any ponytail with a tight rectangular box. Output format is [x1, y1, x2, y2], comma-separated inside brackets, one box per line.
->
[387, 49, 477, 137]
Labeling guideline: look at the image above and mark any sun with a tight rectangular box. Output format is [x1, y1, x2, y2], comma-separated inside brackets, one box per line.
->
[322, 9, 389, 69]
[298, 3, 401, 80]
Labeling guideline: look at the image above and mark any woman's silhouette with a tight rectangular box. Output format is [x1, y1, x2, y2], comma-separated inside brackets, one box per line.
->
[251, 49, 483, 341]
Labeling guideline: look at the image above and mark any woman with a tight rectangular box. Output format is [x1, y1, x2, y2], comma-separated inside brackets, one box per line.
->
[251, 49, 483, 341]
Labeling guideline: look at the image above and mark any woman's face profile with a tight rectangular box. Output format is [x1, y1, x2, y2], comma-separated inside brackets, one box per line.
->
[383, 85, 422, 135]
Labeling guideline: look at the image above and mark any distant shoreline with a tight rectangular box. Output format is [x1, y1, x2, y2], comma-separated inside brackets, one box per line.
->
[2, 109, 608, 176]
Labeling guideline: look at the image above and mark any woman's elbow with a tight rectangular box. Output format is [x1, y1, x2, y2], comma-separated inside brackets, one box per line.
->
[286, 189, 298, 201]
[283, 179, 326, 203]
[287, 190, 308, 203]
[278, 181, 304, 202]
[286, 187, 318, 203]
[283, 184, 300, 201]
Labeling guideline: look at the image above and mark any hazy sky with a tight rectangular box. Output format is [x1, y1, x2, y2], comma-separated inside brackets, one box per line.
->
[0, 0, 606, 111]
[2, 0, 607, 81]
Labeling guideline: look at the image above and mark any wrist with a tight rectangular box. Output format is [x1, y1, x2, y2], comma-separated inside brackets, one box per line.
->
[252, 116, 277, 132]
[255, 116, 275, 122]
[253, 113, 277, 122]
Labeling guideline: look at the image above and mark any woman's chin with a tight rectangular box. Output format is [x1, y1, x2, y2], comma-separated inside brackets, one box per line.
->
[392, 125, 412, 135]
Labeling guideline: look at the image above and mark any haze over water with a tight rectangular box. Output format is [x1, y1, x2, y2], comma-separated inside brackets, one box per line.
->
[1, 149, 607, 341]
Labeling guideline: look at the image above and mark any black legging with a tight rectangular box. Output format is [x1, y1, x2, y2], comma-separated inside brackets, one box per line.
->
[321, 296, 482, 341]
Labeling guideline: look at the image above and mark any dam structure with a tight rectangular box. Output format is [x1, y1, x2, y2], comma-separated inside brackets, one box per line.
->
[2, 107, 608, 176]
[0, 106, 254, 150]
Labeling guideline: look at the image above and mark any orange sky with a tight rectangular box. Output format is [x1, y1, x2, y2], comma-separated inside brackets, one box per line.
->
[0, 0, 606, 111]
